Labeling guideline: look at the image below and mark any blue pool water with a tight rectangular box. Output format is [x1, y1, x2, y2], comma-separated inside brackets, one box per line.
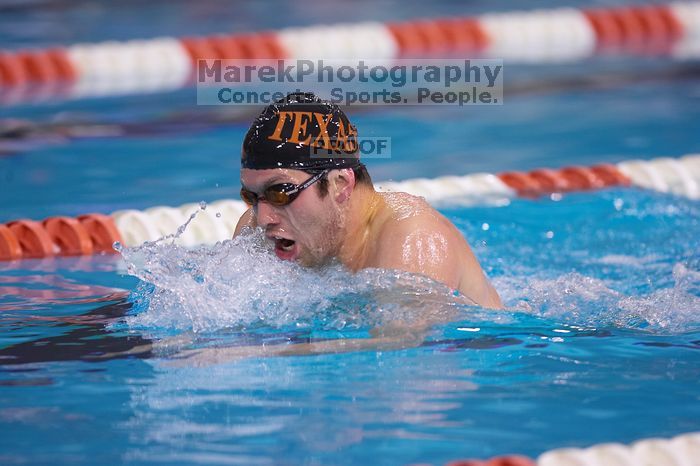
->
[1, 188, 699, 465]
[2, 1, 700, 465]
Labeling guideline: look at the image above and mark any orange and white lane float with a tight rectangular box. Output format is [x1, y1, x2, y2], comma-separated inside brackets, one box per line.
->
[442, 431, 700, 465]
[0, 153, 698, 261]
[1, 3, 700, 103]
[535, 431, 700, 466]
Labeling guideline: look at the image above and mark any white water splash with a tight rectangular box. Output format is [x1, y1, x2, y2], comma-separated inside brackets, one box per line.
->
[617, 263, 700, 330]
[118, 201, 700, 334]
[121, 228, 467, 333]
[495, 263, 700, 332]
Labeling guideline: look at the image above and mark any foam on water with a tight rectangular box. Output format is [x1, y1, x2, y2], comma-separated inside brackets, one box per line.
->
[120, 227, 470, 334]
[122, 235, 700, 337]
[120, 192, 700, 336]
[494, 262, 700, 332]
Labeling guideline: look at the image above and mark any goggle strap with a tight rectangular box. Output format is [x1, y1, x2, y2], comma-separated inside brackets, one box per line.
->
[292, 169, 329, 194]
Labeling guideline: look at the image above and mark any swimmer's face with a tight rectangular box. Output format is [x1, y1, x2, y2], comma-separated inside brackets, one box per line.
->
[240, 168, 345, 266]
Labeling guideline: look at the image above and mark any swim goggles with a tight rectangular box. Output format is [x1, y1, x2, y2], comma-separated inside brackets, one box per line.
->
[240, 169, 329, 207]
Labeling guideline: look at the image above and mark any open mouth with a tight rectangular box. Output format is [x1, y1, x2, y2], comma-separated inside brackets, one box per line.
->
[276, 237, 295, 252]
[271, 236, 298, 260]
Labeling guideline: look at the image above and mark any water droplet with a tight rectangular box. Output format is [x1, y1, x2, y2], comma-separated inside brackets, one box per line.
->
[481, 223, 490, 231]
[215, 212, 222, 218]
[545, 231, 554, 239]
[199, 201, 207, 210]
[113, 241, 122, 252]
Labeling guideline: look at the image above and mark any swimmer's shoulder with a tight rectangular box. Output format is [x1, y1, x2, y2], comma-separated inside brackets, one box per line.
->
[376, 191, 464, 241]
[233, 208, 256, 237]
[376, 191, 433, 221]
[374, 191, 503, 309]
[370, 192, 466, 288]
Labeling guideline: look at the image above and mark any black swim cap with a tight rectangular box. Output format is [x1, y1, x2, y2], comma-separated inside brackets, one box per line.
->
[242, 92, 360, 170]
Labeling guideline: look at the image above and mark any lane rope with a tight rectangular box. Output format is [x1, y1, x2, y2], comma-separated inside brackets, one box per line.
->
[444, 431, 700, 465]
[1, 3, 700, 103]
[0, 154, 698, 261]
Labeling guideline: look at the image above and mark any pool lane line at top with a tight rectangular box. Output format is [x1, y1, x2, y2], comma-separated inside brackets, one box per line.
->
[0, 154, 699, 262]
[1, 2, 700, 104]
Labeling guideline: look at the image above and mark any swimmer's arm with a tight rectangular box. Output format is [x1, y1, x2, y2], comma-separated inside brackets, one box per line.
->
[462, 261, 503, 309]
[165, 333, 425, 367]
[161, 282, 449, 368]
[165, 290, 456, 367]
[233, 208, 256, 237]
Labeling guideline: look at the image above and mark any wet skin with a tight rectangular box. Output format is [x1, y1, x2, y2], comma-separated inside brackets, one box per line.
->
[236, 167, 502, 309]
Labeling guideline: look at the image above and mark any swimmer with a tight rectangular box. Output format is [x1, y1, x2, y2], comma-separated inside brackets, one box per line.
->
[235, 92, 502, 309]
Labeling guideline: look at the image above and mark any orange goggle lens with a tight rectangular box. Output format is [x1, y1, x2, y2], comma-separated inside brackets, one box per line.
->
[240, 185, 296, 207]
[239, 170, 328, 208]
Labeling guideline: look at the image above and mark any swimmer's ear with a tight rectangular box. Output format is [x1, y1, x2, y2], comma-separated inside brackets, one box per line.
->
[331, 168, 356, 203]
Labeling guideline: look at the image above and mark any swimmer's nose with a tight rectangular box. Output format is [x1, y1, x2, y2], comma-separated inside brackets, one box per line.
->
[253, 201, 280, 228]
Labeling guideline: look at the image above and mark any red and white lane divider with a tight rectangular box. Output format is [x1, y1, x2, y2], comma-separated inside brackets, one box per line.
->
[443, 431, 700, 465]
[536, 431, 700, 466]
[0, 154, 698, 262]
[1, 2, 700, 103]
